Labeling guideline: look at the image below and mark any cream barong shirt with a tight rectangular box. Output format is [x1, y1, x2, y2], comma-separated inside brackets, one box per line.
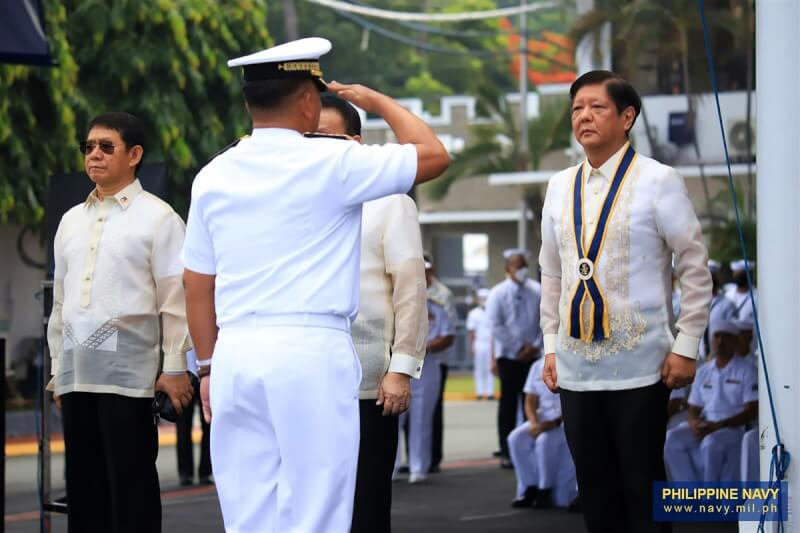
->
[47, 179, 190, 398]
[539, 144, 712, 391]
[351, 195, 427, 399]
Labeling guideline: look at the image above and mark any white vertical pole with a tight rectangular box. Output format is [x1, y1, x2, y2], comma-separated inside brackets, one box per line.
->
[742, 1, 800, 532]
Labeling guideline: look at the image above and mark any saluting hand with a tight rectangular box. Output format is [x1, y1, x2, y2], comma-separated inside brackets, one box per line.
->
[377, 372, 411, 416]
[543, 353, 559, 393]
[661, 352, 696, 389]
[327, 81, 385, 114]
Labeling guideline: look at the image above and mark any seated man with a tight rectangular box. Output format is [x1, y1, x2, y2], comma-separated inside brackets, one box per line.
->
[507, 357, 576, 509]
[664, 316, 758, 482]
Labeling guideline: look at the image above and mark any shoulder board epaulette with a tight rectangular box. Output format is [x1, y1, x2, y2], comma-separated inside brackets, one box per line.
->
[208, 135, 250, 163]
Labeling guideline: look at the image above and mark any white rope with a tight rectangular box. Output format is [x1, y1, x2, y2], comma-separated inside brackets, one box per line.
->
[303, 0, 558, 22]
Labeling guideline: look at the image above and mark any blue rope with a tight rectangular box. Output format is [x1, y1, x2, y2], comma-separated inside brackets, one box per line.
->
[697, 1, 790, 530]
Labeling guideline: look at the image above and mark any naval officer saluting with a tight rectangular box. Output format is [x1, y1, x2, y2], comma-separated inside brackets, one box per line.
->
[539, 70, 712, 533]
[181, 38, 449, 533]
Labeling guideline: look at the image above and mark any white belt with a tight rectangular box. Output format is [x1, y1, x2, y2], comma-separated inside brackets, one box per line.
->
[228, 312, 351, 332]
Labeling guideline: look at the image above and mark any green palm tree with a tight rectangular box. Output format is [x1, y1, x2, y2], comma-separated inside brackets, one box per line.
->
[569, 0, 745, 222]
[424, 84, 571, 201]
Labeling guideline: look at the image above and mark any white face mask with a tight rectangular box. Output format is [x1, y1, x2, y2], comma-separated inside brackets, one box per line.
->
[513, 267, 529, 284]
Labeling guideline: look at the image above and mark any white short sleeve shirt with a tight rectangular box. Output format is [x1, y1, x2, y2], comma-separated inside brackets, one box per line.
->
[181, 128, 417, 326]
[688, 356, 758, 423]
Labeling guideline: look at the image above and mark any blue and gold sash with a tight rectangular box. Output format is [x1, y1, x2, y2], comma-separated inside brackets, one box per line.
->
[567, 145, 637, 342]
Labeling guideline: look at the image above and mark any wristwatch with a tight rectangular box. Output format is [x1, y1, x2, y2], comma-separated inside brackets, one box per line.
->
[198, 365, 211, 378]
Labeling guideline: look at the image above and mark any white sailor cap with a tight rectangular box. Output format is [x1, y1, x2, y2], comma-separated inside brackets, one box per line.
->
[707, 259, 721, 273]
[711, 315, 740, 338]
[503, 248, 531, 260]
[228, 37, 331, 92]
[730, 259, 755, 272]
[476, 288, 490, 300]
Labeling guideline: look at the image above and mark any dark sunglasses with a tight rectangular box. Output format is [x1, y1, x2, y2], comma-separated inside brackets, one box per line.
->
[79, 141, 119, 155]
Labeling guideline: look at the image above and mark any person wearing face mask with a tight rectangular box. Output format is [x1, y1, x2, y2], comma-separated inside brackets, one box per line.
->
[725, 259, 757, 324]
[485, 248, 543, 468]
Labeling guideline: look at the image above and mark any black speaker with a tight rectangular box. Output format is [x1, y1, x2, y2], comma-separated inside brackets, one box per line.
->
[44, 163, 170, 278]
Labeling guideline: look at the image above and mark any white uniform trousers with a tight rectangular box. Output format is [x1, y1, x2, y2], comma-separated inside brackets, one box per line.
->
[741, 429, 759, 482]
[507, 422, 577, 506]
[396, 356, 442, 476]
[473, 345, 494, 397]
[664, 422, 744, 483]
[210, 325, 361, 533]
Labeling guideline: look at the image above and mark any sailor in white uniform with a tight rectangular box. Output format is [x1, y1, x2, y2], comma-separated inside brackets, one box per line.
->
[725, 259, 757, 324]
[663, 316, 758, 482]
[467, 288, 494, 400]
[181, 38, 449, 533]
[396, 295, 454, 483]
[507, 358, 577, 509]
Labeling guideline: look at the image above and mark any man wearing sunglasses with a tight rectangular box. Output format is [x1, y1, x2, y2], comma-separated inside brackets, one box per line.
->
[48, 111, 194, 533]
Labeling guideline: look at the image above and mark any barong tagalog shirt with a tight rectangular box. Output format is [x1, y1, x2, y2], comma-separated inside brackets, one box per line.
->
[48, 179, 190, 398]
[539, 143, 712, 391]
[351, 194, 427, 400]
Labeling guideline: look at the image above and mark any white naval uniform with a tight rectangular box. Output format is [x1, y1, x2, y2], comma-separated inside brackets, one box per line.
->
[506, 359, 577, 507]
[663, 356, 758, 483]
[741, 428, 759, 482]
[181, 128, 417, 533]
[466, 305, 494, 397]
[396, 300, 453, 477]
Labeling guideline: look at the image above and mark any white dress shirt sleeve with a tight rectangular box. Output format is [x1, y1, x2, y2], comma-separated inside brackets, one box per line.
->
[337, 143, 417, 206]
[655, 168, 713, 359]
[486, 286, 521, 357]
[539, 178, 562, 355]
[181, 179, 216, 275]
[152, 212, 191, 372]
[383, 196, 427, 379]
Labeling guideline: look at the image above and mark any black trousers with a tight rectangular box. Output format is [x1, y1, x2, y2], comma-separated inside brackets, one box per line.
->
[431, 363, 448, 469]
[351, 400, 399, 533]
[496, 357, 533, 456]
[61, 392, 161, 533]
[176, 379, 212, 479]
[560, 382, 673, 533]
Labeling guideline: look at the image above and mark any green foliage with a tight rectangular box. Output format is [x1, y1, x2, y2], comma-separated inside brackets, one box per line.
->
[0, 0, 272, 226]
[267, 0, 515, 102]
[423, 87, 571, 201]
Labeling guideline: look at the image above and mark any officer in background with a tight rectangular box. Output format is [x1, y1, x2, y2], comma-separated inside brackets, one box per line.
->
[664, 316, 758, 482]
[396, 284, 454, 484]
[182, 38, 449, 532]
[507, 357, 577, 509]
[486, 249, 542, 468]
[425, 254, 456, 473]
[467, 288, 494, 400]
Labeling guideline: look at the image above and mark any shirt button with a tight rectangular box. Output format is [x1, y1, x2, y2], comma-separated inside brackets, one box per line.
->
[84, 276, 91, 281]
[97, 217, 103, 222]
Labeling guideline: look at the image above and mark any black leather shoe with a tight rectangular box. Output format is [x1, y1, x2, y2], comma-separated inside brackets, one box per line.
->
[567, 496, 582, 513]
[199, 475, 215, 485]
[500, 457, 514, 469]
[492, 450, 504, 458]
[511, 486, 538, 508]
[533, 488, 553, 509]
[398, 465, 410, 474]
[179, 475, 193, 487]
